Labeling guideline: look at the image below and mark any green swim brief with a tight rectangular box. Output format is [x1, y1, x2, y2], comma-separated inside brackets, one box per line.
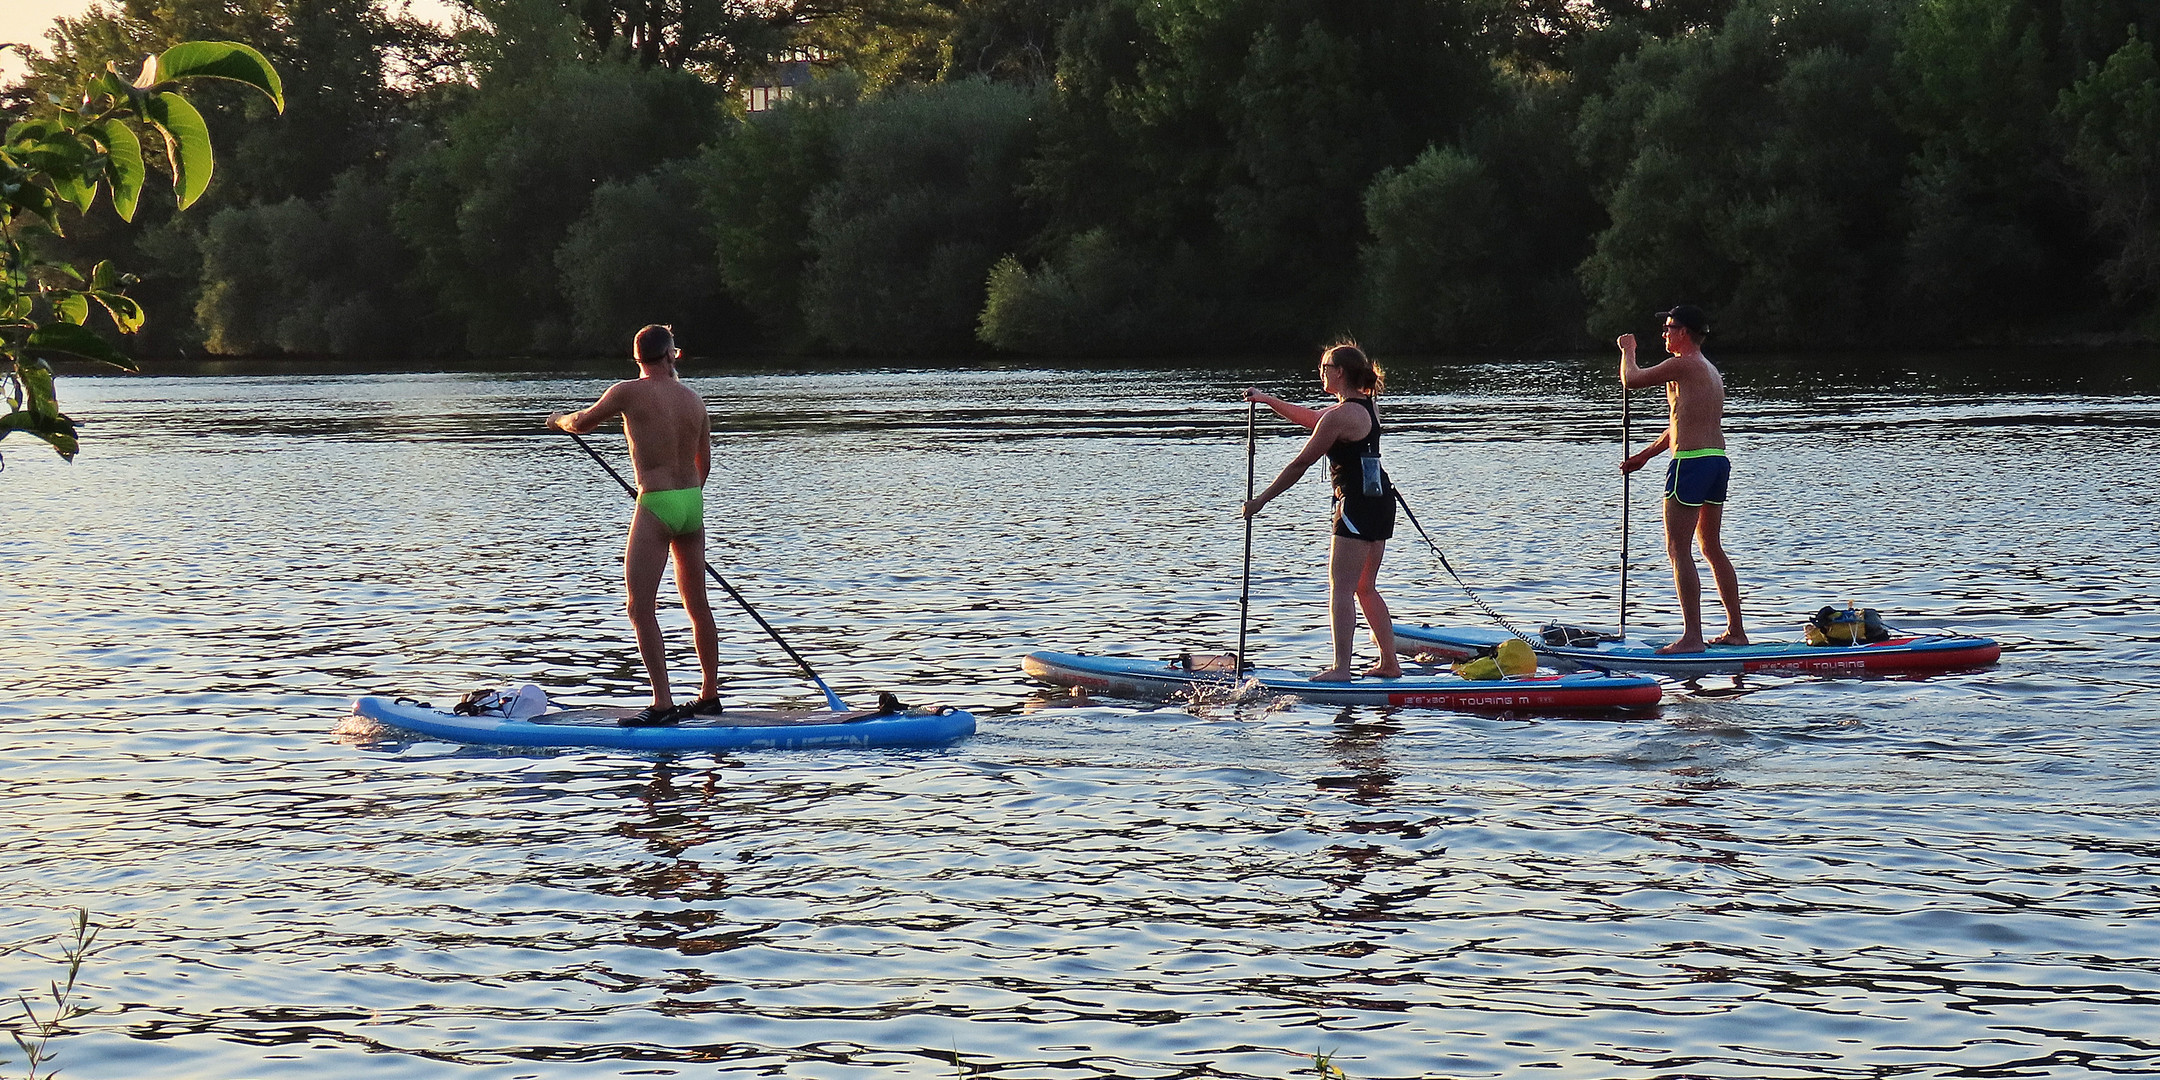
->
[636, 487, 704, 536]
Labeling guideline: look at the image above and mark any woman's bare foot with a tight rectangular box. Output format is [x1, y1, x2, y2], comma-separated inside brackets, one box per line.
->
[1708, 631, 1749, 646]
[1362, 663, 1403, 679]
[1309, 667, 1357, 682]
[1655, 636, 1706, 655]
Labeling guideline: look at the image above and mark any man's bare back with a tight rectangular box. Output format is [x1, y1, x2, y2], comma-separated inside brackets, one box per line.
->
[546, 326, 719, 725]
[552, 372, 710, 492]
[614, 377, 711, 493]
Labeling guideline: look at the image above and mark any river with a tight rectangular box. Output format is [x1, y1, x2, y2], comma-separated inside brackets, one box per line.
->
[4, 352, 2157, 1078]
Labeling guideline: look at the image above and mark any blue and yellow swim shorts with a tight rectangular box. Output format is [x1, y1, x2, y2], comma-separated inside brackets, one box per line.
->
[1663, 449, 1730, 507]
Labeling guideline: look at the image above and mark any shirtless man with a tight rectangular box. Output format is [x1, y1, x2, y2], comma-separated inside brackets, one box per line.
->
[1618, 305, 1747, 654]
[548, 325, 720, 725]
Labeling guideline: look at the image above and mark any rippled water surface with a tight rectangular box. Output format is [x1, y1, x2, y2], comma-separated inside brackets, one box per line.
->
[5, 353, 2160, 1079]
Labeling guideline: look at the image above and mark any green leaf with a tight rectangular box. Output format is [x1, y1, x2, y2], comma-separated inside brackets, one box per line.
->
[90, 291, 145, 333]
[141, 91, 212, 210]
[26, 322, 137, 371]
[7, 120, 64, 144]
[85, 71, 133, 108]
[16, 357, 60, 421]
[49, 170, 96, 215]
[88, 120, 144, 221]
[53, 292, 90, 325]
[89, 261, 120, 291]
[155, 42, 284, 113]
[6, 180, 60, 231]
[0, 408, 81, 460]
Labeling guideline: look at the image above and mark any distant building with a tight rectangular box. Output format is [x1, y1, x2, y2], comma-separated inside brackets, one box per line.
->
[743, 50, 818, 112]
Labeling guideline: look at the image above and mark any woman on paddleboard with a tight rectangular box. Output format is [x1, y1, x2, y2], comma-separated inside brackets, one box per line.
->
[1242, 343, 1400, 682]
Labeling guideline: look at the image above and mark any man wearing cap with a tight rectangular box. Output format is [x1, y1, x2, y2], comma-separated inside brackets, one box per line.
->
[1618, 304, 1747, 654]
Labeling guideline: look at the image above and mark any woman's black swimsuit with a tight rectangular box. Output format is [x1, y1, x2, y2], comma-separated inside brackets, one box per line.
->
[1327, 397, 1394, 541]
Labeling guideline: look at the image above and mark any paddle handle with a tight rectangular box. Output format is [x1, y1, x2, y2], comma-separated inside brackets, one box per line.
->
[1236, 398, 1256, 673]
[562, 428, 848, 712]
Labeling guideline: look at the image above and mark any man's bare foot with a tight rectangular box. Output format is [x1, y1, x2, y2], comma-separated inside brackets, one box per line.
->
[1708, 631, 1749, 646]
[1310, 667, 1356, 682]
[1655, 637, 1706, 655]
[1362, 663, 1403, 679]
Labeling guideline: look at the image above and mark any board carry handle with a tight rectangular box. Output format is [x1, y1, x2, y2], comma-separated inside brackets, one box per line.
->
[562, 429, 849, 712]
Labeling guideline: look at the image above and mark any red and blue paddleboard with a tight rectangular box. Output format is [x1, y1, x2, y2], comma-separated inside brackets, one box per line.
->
[1394, 624, 2001, 677]
[1022, 651, 1662, 710]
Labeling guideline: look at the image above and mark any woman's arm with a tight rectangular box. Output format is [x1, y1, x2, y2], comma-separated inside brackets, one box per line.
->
[1245, 388, 1323, 431]
[1242, 406, 1353, 517]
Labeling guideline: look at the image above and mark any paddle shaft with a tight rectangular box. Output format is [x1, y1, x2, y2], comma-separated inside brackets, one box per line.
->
[1237, 399, 1256, 673]
[561, 429, 847, 712]
[1619, 382, 1630, 642]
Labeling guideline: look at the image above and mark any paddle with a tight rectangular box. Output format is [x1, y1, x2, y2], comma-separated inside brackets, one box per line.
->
[561, 429, 849, 712]
[1236, 398, 1256, 674]
[1619, 378, 1631, 644]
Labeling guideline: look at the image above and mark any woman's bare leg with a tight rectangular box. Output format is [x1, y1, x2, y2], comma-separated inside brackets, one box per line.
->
[1355, 539, 1399, 677]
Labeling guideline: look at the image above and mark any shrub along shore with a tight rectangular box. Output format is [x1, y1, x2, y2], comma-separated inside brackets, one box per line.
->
[10, 0, 2160, 361]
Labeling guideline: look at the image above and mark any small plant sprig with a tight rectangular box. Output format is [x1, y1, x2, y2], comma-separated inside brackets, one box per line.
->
[5, 908, 102, 1080]
[1306, 1046, 1351, 1080]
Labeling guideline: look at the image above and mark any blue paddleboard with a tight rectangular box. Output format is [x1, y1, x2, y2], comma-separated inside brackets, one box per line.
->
[350, 695, 976, 751]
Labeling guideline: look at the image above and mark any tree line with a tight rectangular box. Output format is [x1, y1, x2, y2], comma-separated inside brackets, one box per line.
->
[8, 0, 2159, 359]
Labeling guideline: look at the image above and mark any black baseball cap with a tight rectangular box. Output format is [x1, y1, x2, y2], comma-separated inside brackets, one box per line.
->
[1658, 305, 1708, 338]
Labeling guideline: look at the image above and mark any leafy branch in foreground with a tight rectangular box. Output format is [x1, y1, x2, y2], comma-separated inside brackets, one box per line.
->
[4, 908, 103, 1080]
[2, 39, 282, 463]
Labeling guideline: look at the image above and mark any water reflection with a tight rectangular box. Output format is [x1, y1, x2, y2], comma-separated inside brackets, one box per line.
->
[6, 354, 2160, 1078]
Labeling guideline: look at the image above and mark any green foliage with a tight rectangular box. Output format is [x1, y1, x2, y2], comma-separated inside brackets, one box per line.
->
[1009, 0, 1502, 352]
[978, 228, 1167, 354]
[799, 77, 1042, 353]
[1358, 147, 1508, 351]
[695, 73, 860, 347]
[2057, 31, 2160, 322]
[15, 0, 2160, 364]
[1575, 0, 1908, 345]
[196, 168, 416, 356]
[943, 0, 1082, 81]
[2, 39, 280, 461]
[1358, 74, 1596, 352]
[556, 161, 737, 352]
[389, 58, 720, 354]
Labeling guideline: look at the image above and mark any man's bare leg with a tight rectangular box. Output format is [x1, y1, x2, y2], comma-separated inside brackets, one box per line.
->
[1354, 539, 1400, 677]
[624, 510, 676, 709]
[1314, 536, 1367, 681]
[671, 531, 720, 703]
[1696, 503, 1747, 645]
[1657, 499, 1707, 654]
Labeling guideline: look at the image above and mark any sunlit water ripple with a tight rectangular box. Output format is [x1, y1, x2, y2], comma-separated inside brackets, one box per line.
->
[4, 354, 2158, 1078]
